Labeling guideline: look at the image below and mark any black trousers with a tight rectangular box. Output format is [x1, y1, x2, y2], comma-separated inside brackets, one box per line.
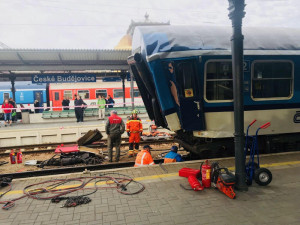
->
[75, 108, 84, 122]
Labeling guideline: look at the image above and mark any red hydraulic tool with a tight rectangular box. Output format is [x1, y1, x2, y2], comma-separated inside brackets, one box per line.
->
[179, 168, 201, 178]
[188, 175, 204, 191]
[179, 167, 203, 191]
[55, 144, 79, 154]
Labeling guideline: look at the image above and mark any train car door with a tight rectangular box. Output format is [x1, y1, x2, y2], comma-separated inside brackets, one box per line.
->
[34, 91, 44, 112]
[173, 60, 205, 131]
[52, 91, 61, 111]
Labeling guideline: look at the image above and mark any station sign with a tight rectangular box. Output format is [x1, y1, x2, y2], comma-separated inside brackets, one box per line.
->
[32, 74, 96, 83]
[102, 77, 122, 82]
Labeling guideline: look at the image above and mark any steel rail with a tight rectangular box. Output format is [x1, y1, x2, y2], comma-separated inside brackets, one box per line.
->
[0, 159, 165, 179]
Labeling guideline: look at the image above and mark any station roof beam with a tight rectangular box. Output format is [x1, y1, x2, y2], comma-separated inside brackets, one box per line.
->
[0, 49, 131, 72]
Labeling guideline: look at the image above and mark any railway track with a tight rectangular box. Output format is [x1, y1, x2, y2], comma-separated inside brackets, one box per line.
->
[0, 159, 166, 179]
[0, 139, 175, 156]
[0, 146, 187, 179]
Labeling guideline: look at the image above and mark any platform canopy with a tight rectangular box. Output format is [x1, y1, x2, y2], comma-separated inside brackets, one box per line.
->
[0, 49, 131, 73]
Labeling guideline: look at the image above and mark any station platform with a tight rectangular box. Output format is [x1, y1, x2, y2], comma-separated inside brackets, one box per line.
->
[1, 151, 300, 225]
[0, 114, 151, 147]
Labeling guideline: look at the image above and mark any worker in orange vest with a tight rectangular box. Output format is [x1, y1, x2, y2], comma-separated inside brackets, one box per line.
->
[126, 109, 143, 157]
[134, 145, 155, 167]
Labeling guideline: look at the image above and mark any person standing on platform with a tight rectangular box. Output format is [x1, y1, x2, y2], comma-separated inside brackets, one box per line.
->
[107, 95, 115, 108]
[105, 110, 125, 162]
[97, 95, 106, 120]
[74, 95, 86, 123]
[62, 96, 70, 110]
[164, 146, 183, 163]
[134, 145, 155, 167]
[9, 98, 17, 122]
[1, 99, 13, 127]
[126, 109, 143, 157]
[34, 100, 40, 113]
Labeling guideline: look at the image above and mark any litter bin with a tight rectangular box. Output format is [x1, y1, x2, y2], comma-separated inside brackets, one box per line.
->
[21, 112, 30, 124]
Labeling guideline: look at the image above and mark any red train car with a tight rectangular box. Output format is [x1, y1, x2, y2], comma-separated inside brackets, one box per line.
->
[49, 80, 142, 110]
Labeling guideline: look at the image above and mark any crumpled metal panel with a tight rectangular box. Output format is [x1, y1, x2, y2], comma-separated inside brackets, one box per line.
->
[132, 25, 300, 56]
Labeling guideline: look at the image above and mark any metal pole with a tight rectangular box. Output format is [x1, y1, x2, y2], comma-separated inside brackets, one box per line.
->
[120, 73, 126, 108]
[129, 69, 135, 110]
[228, 0, 248, 191]
[10, 75, 16, 101]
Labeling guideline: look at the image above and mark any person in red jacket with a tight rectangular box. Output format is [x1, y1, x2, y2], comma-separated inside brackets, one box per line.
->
[126, 109, 143, 157]
[1, 99, 13, 127]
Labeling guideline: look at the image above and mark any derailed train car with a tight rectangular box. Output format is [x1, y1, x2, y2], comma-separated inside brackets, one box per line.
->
[128, 25, 300, 156]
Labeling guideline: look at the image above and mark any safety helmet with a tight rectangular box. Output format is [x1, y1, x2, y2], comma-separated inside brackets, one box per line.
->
[132, 109, 138, 114]
[171, 146, 178, 152]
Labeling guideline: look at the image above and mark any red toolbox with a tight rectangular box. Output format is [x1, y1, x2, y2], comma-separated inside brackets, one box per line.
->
[179, 168, 201, 178]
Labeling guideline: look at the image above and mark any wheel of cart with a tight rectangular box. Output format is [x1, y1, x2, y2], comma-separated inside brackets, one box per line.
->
[244, 119, 272, 186]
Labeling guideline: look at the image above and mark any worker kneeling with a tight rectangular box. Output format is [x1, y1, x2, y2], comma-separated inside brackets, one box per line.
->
[127, 110, 143, 157]
[134, 145, 155, 167]
[164, 146, 183, 163]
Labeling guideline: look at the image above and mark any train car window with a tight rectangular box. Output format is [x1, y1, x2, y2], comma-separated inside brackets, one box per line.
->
[64, 90, 72, 99]
[175, 61, 198, 98]
[252, 61, 293, 99]
[205, 61, 233, 101]
[113, 89, 124, 98]
[78, 90, 90, 99]
[132, 89, 141, 97]
[3, 93, 10, 100]
[54, 92, 59, 101]
[96, 90, 107, 98]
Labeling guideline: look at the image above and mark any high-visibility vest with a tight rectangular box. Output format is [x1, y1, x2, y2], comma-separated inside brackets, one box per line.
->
[126, 116, 143, 133]
[164, 158, 176, 164]
[164, 151, 183, 163]
[134, 150, 154, 167]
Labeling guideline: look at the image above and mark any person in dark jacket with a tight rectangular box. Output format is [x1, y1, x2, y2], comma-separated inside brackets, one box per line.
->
[34, 100, 40, 113]
[74, 95, 86, 122]
[105, 110, 125, 162]
[62, 97, 70, 110]
[107, 95, 115, 108]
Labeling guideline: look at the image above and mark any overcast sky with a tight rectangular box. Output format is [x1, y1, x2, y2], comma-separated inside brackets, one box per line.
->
[0, 0, 299, 49]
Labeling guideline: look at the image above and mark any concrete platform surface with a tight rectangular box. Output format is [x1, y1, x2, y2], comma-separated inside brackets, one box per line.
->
[0, 114, 150, 131]
[1, 151, 300, 225]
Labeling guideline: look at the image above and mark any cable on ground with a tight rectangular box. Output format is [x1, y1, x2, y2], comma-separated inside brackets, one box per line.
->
[0, 174, 145, 210]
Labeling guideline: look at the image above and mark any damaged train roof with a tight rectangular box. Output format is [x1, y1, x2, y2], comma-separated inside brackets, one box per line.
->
[131, 25, 300, 58]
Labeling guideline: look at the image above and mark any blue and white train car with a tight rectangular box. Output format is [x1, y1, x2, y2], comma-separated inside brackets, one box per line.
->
[0, 81, 46, 107]
[128, 26, 300, 155]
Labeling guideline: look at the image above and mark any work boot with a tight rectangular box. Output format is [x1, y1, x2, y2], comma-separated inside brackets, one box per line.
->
[128, 150, 134, 158]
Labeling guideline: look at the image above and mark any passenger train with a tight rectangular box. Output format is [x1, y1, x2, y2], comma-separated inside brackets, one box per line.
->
[0, 79, 142, 111]
[0, 82, 47, 107]
[128, 25, 300, 156]
[49, 79, 142, 110]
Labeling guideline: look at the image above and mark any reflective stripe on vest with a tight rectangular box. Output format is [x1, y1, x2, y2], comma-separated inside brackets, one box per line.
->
[134, 150, 154, 167]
